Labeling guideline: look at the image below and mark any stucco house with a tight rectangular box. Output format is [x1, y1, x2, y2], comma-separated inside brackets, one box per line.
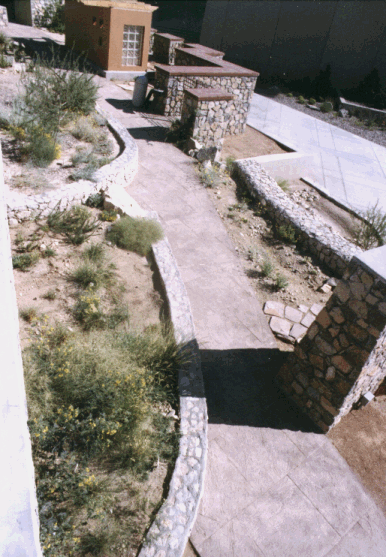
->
[64, 0, 157, 78]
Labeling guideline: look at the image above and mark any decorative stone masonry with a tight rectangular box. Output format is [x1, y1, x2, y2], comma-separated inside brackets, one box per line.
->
[149, 28, 157, 55]
[340, 96, 386, 123]
[154, 68, 257, 134]
[234, 159, 362, 276]
[153, 33, 185, 65]
[0, 5, 8, 26]
[264, 300, 323, 344]
[32, 0, 61, 25]
[277, 245, 386, 432]
[181, 88, 235, 148]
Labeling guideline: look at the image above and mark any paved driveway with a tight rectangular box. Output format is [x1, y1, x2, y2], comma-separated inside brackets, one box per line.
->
[248, 94, 386, 214]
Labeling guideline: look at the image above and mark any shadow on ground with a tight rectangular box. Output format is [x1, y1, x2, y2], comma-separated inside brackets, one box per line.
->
[200, 348, 321, 434]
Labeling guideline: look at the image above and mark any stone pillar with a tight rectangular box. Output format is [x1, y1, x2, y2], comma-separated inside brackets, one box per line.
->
[181, 88, 235, 148]
[0, 5, 8, 26]
[277, 245, 386, 432]
[153, 33, 185, 65]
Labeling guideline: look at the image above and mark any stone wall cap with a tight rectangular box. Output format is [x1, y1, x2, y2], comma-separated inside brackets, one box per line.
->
[354, 245, 386, 282]
[184, 43, 225, 57]
[154, 32, 184, 41]
[184, 87, 234, 101]
[154, 63, 259, 78]
[73, 0, 158, 11]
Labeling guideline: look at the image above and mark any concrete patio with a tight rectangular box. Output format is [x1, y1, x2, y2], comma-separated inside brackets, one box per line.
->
[248, 93, 386, 214]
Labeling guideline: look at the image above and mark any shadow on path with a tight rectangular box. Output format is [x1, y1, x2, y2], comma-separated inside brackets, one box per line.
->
[201, 348, 321, 434]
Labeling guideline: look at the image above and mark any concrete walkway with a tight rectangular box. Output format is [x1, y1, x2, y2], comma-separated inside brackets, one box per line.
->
[248, 93, 386, 214]
[96, 83, 386, 557]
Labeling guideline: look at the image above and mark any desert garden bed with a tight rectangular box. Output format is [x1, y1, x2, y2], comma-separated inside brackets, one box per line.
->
[12, 204, 181, 557]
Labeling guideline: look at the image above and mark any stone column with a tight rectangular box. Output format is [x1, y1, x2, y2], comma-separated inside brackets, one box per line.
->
[277, 245, 386, 432]
[0, 5, 8, 26]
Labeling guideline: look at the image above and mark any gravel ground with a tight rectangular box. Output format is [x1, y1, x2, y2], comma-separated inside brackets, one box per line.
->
[258, 89, 386, 148]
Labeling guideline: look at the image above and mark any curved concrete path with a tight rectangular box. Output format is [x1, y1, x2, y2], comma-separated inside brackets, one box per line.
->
[248, 93, 386, 214]
[96, 82, 386, 557]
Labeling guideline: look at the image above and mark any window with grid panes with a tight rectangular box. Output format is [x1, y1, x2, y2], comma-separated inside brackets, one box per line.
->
[122, 25, 144, 66]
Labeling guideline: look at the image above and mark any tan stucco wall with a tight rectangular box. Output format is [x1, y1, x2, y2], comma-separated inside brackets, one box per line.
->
[65, 1, 152, 71]
[108, 7, 151, 71]
[65, 1, 111, 69]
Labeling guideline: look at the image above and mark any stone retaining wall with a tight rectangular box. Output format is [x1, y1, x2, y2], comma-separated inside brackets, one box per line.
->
[6, 106, 138, 224]
[340, 96, 386, 123]
[277, 248, 386, 432]
[234, 158, 362, 276]
[153, 33, 184, 65]
[154, 69, 256, 133]
[0, 5, 8, 26]
[181, 88, 235, 147]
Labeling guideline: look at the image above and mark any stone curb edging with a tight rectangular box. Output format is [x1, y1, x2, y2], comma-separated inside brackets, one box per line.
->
[234, 158, 363, 276]
[6, 104, 139, 223]
[340, 96, 386, 122]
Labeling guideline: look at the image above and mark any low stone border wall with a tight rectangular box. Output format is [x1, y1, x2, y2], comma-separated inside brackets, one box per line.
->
[3, 108, 207, 557]
[234, 158, 362, 276]
[340, 96, 386, 122]
[6, 106, 139, 224]
[0, 5, 8, 26]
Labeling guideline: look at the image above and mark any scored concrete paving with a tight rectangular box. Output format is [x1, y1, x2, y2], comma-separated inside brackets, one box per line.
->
[96, 82, 386, 557]
[248, 93, 386, 214]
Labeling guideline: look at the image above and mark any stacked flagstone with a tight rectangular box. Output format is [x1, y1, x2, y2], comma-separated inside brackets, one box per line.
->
[264, 301, 323, 344]
[277, 249, 386, 432]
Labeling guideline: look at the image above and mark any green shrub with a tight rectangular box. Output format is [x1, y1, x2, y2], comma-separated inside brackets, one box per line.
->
[47, 204, 99, 245]
[12, 252, 40, 271]
[99, 210, 118, 222]
[19, 49, 98, 136]
[309, 98, 316, 105]
[260, 257, 274, 277]
[320, 101, 333, 113]
[71, 147, 94, 166]
[225, 156, 236, 174]
[276, 224, 297, 244]
[276, 178, 289, 192]
[355, 202, 386, 249]
[71, 115, 102, 143]
[298, 96, 306, 105]
[42, 289, 57, 301]
[106, 216, 164, 256]
[275, 273, 289, 290]
[20, 307, 38, 323]
[86, 193, 104, 209]
[35, 0, 65, 33]
[23, 129, 61, 167]
[69, 260, 115, 290]
[82, 243, 105, 263]
[0, 53, 12, 68]
[199, 166, 222, 188]
[287, 92, 293, 98]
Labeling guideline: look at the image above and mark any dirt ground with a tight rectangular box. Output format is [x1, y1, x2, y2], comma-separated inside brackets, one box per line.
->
[221, 125, 288, 160]
[11, 213, 163, 347]
[10, 212, 170, 556]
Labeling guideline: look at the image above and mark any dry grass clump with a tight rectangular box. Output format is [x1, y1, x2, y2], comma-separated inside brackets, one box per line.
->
[106, 216, 164, 256]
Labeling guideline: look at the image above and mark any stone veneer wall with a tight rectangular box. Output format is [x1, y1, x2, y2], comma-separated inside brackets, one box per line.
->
[153, 34, 184, 65]
[154, 69, 256, 134]
[277, 250, 386, 432]
[181, 90, 234, 147]
[234, 159, 362, 276]
[32, 0, 61, 24]
[0, 5, 8, 26]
